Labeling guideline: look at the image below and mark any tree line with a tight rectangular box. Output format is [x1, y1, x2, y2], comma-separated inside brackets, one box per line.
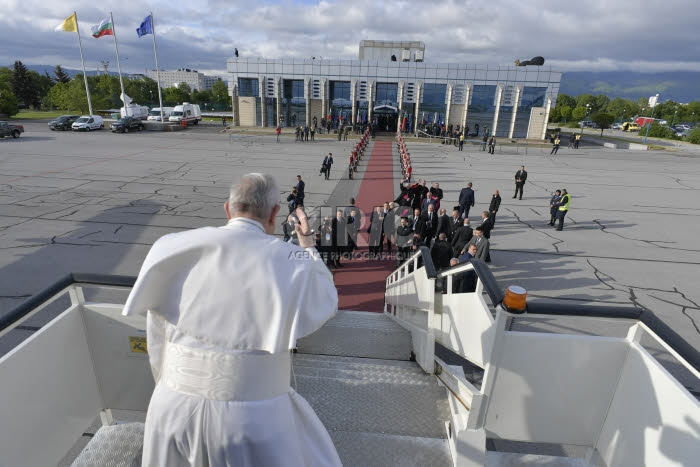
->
[0, 60, 230, 116]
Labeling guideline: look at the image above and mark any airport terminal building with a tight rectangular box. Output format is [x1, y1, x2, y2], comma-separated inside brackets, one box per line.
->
[226, 40, 561, 139]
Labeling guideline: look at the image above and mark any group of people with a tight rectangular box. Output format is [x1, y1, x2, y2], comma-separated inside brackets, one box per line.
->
[397, 134, 413, 182]
[348, 129, 370, 179]
[548, 188, 572, 231]
[285, 175, 306, 213]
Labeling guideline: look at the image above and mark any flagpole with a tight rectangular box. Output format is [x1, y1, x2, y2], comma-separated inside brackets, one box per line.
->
[149, 12, 165, 122]
[110, 12, 128, 116]
[74, 11, 94, 116]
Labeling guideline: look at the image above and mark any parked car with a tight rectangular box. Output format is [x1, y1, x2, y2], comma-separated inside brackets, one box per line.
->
[610, 123, 623, 130]
[72, 116, 104, 131]
[0, 121, 24, 138]
[110, 116, 145, 133]
[48, 115, 80, 131]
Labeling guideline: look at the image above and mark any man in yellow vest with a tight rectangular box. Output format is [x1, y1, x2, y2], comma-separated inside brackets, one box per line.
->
[555, 189, 570, 231]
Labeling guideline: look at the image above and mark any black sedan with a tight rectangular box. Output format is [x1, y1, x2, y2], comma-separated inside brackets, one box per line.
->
[48, 115, 80, 131]
[110, 116, 145, 133]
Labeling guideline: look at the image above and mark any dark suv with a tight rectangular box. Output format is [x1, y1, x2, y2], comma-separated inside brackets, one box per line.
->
[110, 116, 145, 133]
[48, 115, 80, 131]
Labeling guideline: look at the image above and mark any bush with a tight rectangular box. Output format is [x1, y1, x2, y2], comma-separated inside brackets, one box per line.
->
[638, 123, 675, 139]
[688, 128, 700, 144]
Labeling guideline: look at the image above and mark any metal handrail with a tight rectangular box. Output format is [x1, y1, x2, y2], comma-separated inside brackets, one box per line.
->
[391, 251, 700, 373]
[0, 273, 136, 332]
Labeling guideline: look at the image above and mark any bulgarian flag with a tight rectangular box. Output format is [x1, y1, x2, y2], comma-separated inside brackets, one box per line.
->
[91, 17, 114, 38]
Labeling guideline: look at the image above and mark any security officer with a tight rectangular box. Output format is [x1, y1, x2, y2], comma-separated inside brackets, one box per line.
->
[555, 189, 571, 231]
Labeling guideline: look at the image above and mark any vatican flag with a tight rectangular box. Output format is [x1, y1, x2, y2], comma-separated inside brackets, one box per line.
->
[56, 13, 78, 32]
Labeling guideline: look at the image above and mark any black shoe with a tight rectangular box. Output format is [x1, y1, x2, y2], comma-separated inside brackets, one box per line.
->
[512, 196, 516, 199]
[519, 197, 522, 200]
[555, 228, 562, 231]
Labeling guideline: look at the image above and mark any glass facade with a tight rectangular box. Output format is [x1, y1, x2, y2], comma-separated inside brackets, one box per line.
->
[238, 78, 258, 97]
[468, 85, 496, 137]
[228, 57, 561, 135]
[330, 81, 352, 122]
[282, 79, 305, 127]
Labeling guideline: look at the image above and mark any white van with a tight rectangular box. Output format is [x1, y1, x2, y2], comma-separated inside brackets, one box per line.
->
[147, 107, 174, 121]
[121, 105, 149, 120]
[71, 115, 104, 131]
[169, 103, 202, 125]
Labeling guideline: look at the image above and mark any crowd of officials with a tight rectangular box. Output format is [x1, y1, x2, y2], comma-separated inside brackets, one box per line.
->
[280, 132, 571, 273]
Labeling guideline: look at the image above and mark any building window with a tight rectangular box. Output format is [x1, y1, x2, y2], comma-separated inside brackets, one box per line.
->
[375, 83, 398, 106]
[239, 78, 259, 97]
[330, 81, 350, 101]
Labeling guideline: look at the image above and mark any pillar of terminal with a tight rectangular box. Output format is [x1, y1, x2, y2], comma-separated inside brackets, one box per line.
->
[398, 81, 405, 116]
[491, 84, 504, 136]
[276, 77, 282, 127]
[462, 84, 471, 132]
[231, 83, 239, 127]
[259, 75, 266, 127]
[305, 77, 311, 126]
[351, 79, 358, 125]
[414, 82, 422, 134]
[541, 97, 552, 141]
[445, 82, 453, 128]
[508, 86, 522, 139]
[368, 81, 374, 123]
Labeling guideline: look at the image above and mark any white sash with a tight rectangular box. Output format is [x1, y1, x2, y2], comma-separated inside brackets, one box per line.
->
[160, 342, 291, 401]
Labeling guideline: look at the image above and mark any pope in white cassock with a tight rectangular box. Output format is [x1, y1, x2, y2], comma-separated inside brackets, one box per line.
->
[123, 173, 342, 466]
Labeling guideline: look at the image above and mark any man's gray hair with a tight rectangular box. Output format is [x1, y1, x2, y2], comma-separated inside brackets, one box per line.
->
[228, 173, 279, 219]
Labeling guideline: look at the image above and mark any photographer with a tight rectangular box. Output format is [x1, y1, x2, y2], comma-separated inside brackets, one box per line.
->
[286, 188, 298, 213]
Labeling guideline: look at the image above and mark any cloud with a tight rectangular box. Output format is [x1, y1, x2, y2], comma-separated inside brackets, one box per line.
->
[1, 0, 698, 77]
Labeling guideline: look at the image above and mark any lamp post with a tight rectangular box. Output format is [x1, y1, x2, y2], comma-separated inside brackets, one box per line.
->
[671, 110, 677, 127]
[580, 103, 590, 134]
[644, 94, 659, 144]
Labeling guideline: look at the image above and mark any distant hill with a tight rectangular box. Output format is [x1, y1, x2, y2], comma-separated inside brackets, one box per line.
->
[23, 64, 127, 78]
[560, 71, 700, 103]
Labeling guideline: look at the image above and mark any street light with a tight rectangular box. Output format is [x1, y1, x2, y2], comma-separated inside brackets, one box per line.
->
[670, 110, 678, 127]
[580, 103, 590, 134]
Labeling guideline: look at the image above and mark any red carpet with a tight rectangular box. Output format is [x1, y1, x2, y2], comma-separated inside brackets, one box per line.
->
[335, 141, 396, 312]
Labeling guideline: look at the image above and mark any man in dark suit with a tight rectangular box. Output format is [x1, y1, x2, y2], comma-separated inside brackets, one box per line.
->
[434, 208, 451, 243]
[322, 153, 333, 180]
[395, 217, 413, 264]
[346, 209, 359, 254]
[331, 210, 347, 267]
[419, 204, 437, 248]
[458, 182, 475, 219]
[295, 175, 305, 206]
[488, 190, 501, 226]
[513, 166, 527, 200]
[479, 211, 493, 239]
[430, 233, 453, 271]
[451, 219, 473, 256]
[448, 209, 462, 241]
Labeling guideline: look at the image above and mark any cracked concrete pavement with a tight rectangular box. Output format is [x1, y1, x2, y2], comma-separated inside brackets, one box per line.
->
[1, 124, 698, 381]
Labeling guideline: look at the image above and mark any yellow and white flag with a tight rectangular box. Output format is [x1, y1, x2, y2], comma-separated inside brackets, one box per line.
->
[55, 13, 78, 32]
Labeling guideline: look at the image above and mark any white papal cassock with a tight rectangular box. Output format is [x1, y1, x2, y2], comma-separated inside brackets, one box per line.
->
[123, 217, 342, 466]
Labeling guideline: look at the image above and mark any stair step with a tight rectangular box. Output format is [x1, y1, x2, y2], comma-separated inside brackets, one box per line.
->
[330, 431, 452, 467]
[293, 355, 449, 439]
[486, 452, 594, 467]
[296, 311, 412, 361]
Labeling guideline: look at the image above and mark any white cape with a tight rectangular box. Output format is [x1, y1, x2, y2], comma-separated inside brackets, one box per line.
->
[123, 218, 341, 466]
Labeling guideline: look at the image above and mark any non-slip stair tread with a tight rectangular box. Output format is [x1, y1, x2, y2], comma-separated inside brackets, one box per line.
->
[297, 311, 412, 361]
[329, 431, 452, 467]
[293, 354, 436, 385]
[486, 452, 594, 467]
[294, 374, 450, 439]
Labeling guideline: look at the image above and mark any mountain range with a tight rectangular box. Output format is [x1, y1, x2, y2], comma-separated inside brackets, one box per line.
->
[12, 65, 700, 103]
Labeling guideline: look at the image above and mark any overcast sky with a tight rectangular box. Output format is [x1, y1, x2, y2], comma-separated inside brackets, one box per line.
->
[1, 0, 698, 77]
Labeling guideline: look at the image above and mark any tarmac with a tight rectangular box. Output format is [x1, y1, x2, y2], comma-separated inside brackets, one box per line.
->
[1, 121, 698, 385]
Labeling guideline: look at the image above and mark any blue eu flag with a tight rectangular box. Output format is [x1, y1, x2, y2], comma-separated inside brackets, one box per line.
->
[136, 15, 153, 37]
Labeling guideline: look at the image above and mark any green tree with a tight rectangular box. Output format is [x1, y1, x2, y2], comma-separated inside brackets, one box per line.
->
[211, 80, 228, 104]
[556, 93, 576, 109]
[10, 60, 39, 109]
[125, 77, 159, 106]
[644, 122, 675, 139]
[559, 105, 572, 122]
[572, 106, 587, 122]
[549, 106, 561, 122]
[163, 84, 191, 105]
[592, 112, 615, 135]
[576, 94, 597, 111]
[54, 65, 71, 84]
[0, 82, 19, 116]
